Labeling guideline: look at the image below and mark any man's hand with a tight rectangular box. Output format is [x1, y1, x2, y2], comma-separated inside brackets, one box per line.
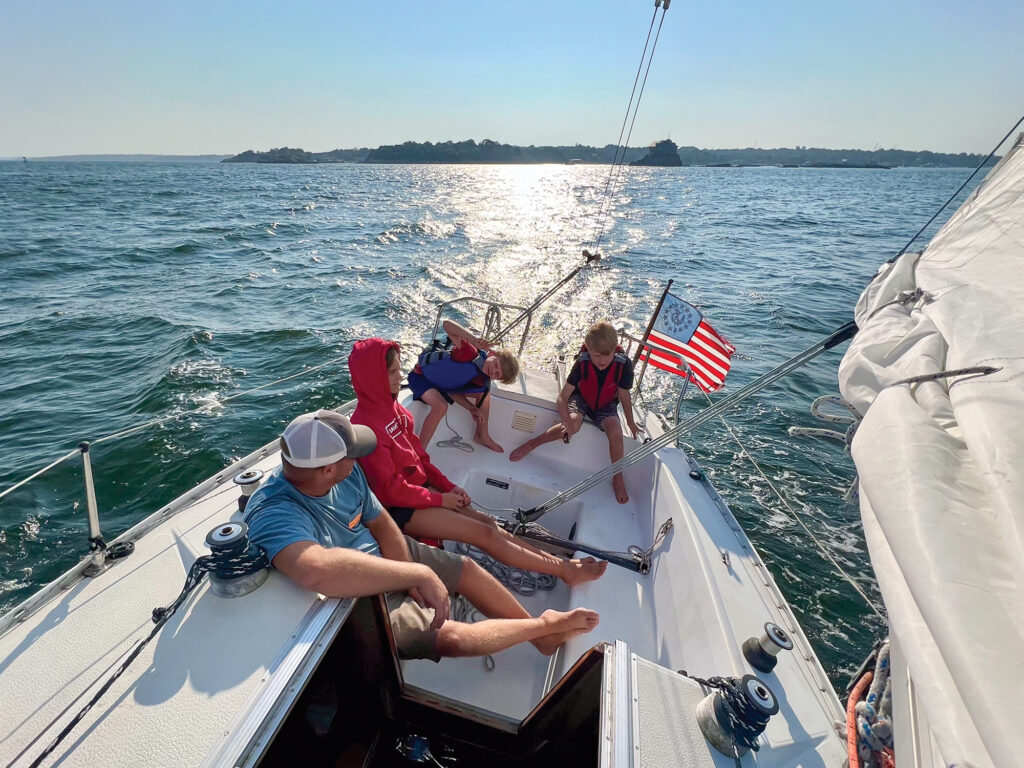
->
[440, 492, 465, 510]
[413, 569, 450, 629]
[561, 420, 573, 444]
[628, 423, 642, 440]
[469, 406, 485, 424]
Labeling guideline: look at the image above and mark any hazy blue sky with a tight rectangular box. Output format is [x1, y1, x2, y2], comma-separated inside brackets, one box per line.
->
[1, 0, 1019, 156]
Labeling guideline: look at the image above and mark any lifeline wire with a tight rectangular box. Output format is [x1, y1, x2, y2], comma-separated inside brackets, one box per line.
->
[710, 404, 886, 621]
[1, 354, 350, 501]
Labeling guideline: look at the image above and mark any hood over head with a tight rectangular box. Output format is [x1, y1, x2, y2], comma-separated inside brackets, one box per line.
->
[350, 337, 400, 417]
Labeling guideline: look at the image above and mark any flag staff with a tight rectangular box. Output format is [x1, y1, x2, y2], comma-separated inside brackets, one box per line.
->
[631, 279, 673, 394]
[632, 279, 673, 366]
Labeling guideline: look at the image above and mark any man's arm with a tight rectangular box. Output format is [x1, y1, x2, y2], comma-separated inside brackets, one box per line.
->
[365, 512, 413, 563]
[272, 540, 450, 628]
[442, 319, 488, 350]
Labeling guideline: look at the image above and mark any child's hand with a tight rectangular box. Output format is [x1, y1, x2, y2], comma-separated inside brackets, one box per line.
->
[452, 486, 472, 506]
[470, 407, 484, 424]
[441, 492, 465, 510]
[630, 424, 643, 440]
[560, 420, 572, 444]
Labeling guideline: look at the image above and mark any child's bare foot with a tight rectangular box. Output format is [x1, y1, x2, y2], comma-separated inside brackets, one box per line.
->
[612, 474, 629, 504]
[474, 434, 504, 453]
[509, 441, 535, 462]
[532, 608, 600, 655]
[560, 557, 608, 586]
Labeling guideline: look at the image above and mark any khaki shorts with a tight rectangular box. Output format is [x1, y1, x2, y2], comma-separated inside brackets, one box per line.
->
[385, 536, 465, 662]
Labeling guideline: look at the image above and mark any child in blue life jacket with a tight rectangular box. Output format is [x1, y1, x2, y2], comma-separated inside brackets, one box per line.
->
[408, 320, 520, 452]
[510, 321, 640, 504]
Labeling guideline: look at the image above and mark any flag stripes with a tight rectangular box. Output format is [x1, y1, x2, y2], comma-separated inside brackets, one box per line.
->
[640, 294, 735, 393]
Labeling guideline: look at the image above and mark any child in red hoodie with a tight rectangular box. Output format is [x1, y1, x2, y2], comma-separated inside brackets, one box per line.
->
[349, 338, 607, 587]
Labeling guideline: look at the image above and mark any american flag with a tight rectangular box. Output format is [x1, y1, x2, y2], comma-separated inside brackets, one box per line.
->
[638, 292, 735, 392]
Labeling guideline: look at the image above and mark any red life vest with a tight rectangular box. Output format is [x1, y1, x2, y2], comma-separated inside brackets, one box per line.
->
[576, 345, 629, 411]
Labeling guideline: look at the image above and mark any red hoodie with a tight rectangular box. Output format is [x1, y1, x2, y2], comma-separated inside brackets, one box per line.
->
[349, 338, 455, 509]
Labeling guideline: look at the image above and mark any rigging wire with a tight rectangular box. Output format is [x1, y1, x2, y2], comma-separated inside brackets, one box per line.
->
[707, 400, 886, 621]
[890, 111, 1024, 262]
[591, 0, 671, 254]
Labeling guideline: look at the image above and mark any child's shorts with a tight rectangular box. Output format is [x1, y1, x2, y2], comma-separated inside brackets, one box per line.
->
[567, 392, 619, 430]
[408, 371, 489, 405]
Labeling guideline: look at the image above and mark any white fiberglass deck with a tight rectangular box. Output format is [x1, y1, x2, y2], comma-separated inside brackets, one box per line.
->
[1, 368, 847, 767]
[401, 374, 846, 765]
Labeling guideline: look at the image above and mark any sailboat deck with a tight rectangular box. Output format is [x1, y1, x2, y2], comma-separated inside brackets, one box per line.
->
[0, 369, 847, 766]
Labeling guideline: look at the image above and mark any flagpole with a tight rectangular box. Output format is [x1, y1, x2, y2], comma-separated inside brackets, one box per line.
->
[633, 279, 673, 366]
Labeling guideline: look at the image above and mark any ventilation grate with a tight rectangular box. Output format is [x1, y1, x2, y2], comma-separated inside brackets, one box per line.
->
[510, 411, 537, 432]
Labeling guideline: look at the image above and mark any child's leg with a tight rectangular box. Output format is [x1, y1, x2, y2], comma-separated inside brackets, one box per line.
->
[450, 392, 503, 453]
[418, 389, 448, 448]
[510, 411, 582, 462]
[601, 415, 629, 504]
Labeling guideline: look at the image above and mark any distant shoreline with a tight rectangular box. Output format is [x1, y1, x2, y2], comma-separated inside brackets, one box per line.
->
[4, 142, 993, 169]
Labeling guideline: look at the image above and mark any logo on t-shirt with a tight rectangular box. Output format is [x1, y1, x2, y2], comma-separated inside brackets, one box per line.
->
[348, 512, 362, 529]
[385, 418, 401, 438]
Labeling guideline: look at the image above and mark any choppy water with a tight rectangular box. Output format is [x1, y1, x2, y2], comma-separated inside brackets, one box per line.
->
[0, 160, 980, 687]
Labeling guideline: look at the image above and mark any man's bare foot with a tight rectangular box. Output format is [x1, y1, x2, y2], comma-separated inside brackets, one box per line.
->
[532, 607, 600, 655]
[474, 434, 504, 453]
[612, 474, 629, 504]
[560, 556, 608, 587]
[509, 441, 535, 462]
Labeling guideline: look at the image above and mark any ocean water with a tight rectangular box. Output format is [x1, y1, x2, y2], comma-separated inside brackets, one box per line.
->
[0, 160, 980, 687]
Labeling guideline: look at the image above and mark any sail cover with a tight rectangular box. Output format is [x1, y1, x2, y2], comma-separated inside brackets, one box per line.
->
[839, 135, 1024, 768]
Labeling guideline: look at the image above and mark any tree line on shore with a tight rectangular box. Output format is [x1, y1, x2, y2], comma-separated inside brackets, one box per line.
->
[223, 139, 990, 168]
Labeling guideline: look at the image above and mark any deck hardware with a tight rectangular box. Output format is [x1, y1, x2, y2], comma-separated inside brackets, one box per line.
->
[693, 673, 779, 759]
[510, 410, 537, 432]
[721, 550, 731, 568]
[233, 469, 265, 512]
[79, 441, 109, 576]
[689, 469, 703, 480]
[205, 522, 270, 598]
[742, 621, 794, 673]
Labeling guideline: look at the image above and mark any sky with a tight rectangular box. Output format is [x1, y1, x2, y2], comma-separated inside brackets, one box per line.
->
[1, 0, 1020, 156]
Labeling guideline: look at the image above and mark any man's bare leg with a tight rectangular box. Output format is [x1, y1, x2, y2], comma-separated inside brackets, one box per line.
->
[436, 559, 599, 657]
[418, 389, 448, 449]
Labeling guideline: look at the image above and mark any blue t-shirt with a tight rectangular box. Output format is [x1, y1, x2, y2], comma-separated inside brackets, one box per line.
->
[242, 465, 385, 564]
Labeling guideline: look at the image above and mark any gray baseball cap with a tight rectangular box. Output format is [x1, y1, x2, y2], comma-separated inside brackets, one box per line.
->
[280, 409, 377, 468]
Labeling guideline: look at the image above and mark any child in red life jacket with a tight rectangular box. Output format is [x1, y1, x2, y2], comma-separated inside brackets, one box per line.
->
[408, 320, 519, 452]
[510, 321, 640, 504]
[349, 338, 607, 586]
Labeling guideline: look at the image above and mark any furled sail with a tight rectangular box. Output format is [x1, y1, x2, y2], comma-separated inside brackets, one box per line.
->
[839, 135, 1024, 768]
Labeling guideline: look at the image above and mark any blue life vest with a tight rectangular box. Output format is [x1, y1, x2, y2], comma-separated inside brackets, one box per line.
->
[417, 340, 488, 393]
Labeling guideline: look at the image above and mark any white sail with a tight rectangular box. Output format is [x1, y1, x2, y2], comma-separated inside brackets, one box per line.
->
[839, 135, 1024, 768]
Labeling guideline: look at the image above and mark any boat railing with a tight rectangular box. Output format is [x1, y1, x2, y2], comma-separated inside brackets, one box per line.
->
[427, 296, 534, 356]
[0, 355, 355, 583]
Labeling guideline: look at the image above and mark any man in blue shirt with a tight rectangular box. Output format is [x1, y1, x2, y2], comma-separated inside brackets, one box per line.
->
[244, 409, 599, 661]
